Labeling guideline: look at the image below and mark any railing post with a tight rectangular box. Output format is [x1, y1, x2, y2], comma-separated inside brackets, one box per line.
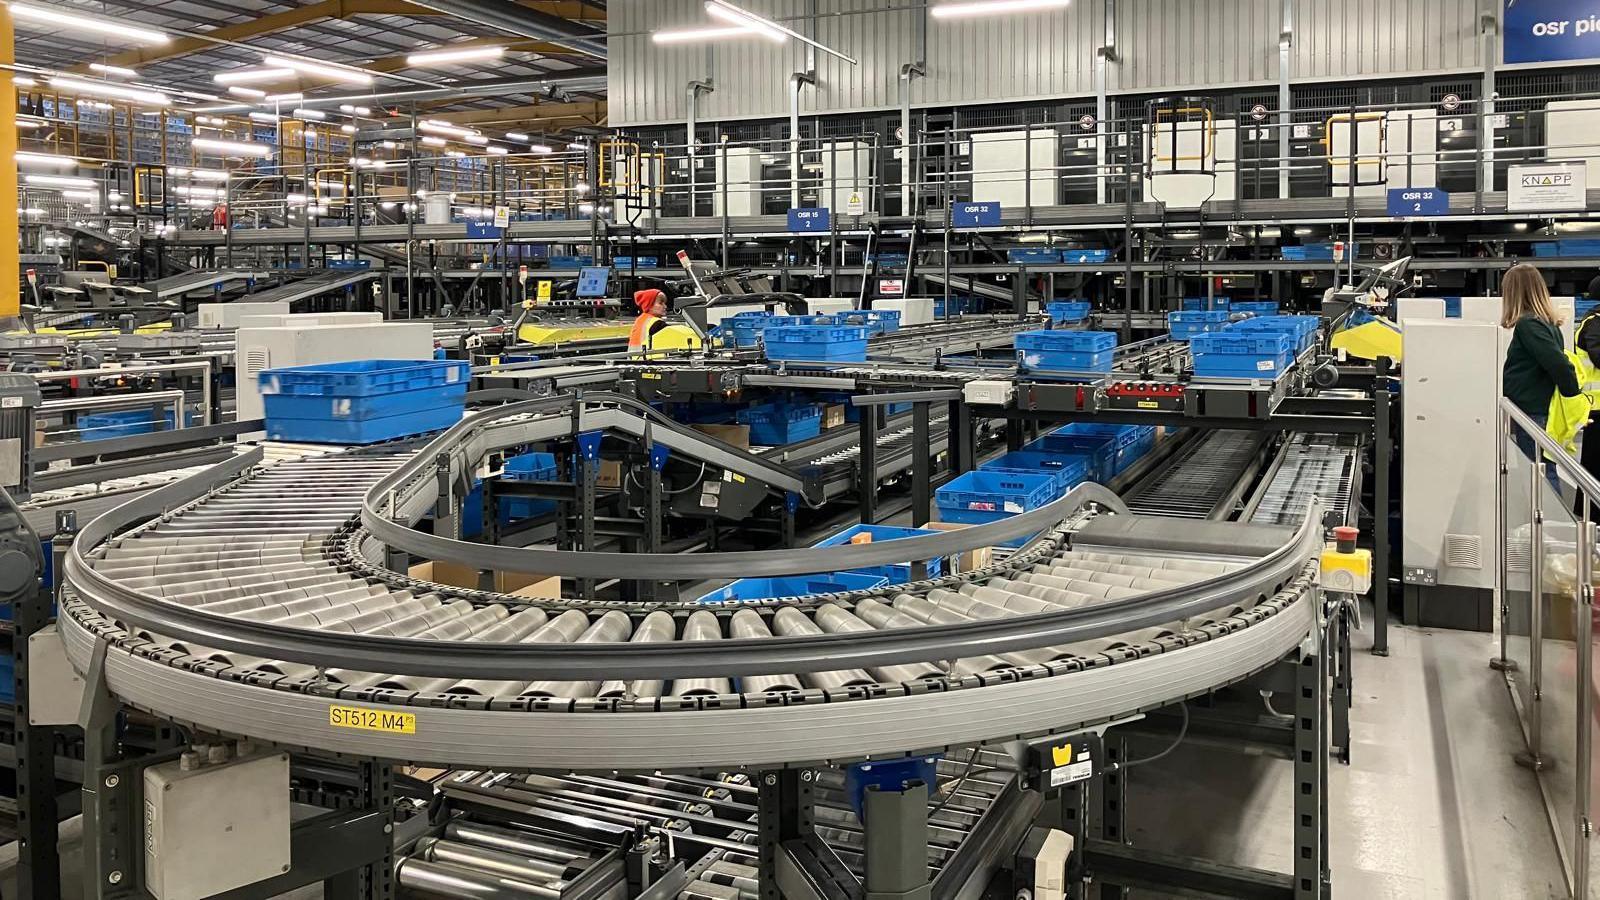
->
[1574, 502, 1594, 893]
[1523, 441, 1545, 768]
[1495, 405, 1513, 671]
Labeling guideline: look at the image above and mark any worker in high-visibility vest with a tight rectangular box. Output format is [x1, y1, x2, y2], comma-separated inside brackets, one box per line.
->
[627, 288, 702, 355]
[1573, 274, 1600, 513]
[628, 288, 669, 350]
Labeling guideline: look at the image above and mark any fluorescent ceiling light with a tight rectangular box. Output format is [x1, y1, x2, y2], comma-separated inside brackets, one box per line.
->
[16, 151, 76, 167]
[504, 131, 529, 141]
[340, 123, 357, 134]
[192, 137, 271, 158]
[445, 149, 465, 158]
[249, 111, 280, 123]
[24, 173, 93, 189]
[653, 25, 760, 43]
[930, 0, 1071, 17]
[463, 133, 488, 145]
[184, 168, 231, 181]
[531, 144, 553, 154]
[9, 3, 168, 44]
[406, 45, 504, 67]
[338, 104, 371, 115]
[418, 119, 477, 139]
[568, 141, 589, 150]
[486, 145, 508, 155]
[13, 75, 34, 86]
[420, 135, 447, 147]
[49, 76, 168, 105]
[228, 86, 266, 99]
[261, 54, 373, 85]
[704, 1, 857, 63]
[88, 63, 138, 78]
[266, 92, 303, 103]
[380, 140, 397, 149]
[214, 68, 293, 84]
[14, 118, 41, 129]
[60, 189, 96, 200]
[292, 108, 326, 120]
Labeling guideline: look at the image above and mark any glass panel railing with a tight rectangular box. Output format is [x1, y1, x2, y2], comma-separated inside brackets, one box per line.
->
[1536, 465, 1583, 883]
[1504, 425, 1537, 743]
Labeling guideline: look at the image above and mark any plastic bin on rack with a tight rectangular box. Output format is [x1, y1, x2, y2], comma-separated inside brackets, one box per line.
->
[763, 324, 871, 363]
[1167, 311, 1232, 340]
[1062, 249, 1111, 264]
[1281, 242, 1357, 261]
[1229, 314, 1319, 352]
[1056, 423, 1158, 476]
[833, 309, 902, 335]
[728, 311, 773, 348]
[736, 402, 823, 445]
[980, 450, 1090, 493]
[813, 524, 945, 584]
[1232, 301, 1281, 316]
[1181, 298, 1230, 312]
[259, 359, 469, 445]
[77, 408, 189, 441]
[1007, 248, 1061, 264]
[936, 470, 1058, 548]
[500, 451, 560, 519]
[1015, 330, 1118, 373]
[697, 571, 888, 604]
[1046, 301, 1092, 323]
[1189, 332, 1295, 379]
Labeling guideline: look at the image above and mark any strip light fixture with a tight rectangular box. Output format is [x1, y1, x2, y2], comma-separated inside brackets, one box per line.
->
[419, 135, 447, 147]
[88, 63, 138, 78]
[703, 1, 857, 63]
[406, 45, 504, 67]
[929, 0, 1071, 17]
[16, 151, 77, 168]
[192, 137, 272, 158]
[215, 68, 294, 84]
[24, 173, 94, 189]
[292, 108, 326, 120]
[9, 2, 168, 44]
[338, 104, 371, 115]
[229, 86, 267, 99]
[261, 54, 373, 85]
[651, 25, 755, 44]
[417, 119, 479, 139]
[503, 131, 529, 141]
[49, 76, 168, 105]
[265, 92, 303, 103]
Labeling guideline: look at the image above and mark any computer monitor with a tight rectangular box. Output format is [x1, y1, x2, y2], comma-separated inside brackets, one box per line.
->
[576, 267, 611, 299]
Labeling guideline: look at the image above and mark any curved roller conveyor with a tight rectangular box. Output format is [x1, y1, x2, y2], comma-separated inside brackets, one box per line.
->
[59, 409, 1325, 773]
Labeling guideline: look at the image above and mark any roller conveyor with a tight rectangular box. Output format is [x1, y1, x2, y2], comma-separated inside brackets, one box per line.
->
[1245, 433, 1360, 529]
[1122, 430, 1271, 520]
[55, 392, 1325, 773]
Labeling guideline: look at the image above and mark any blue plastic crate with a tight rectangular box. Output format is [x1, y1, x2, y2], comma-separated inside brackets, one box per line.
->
[1016, 348, 1115, 374]
[737, 403, 823, 445]
[260, 359, 469, 397]
[1443, 297, 1463, 318]
[833, 309, 902, 335]
[1233, 301, 1281, 315]
[613, 256, 658, 268]
[1062, 249, 1111, 264]
[504, 451, 558, 482]
[77, 408, 188, 441]
[1008, 248, 1061, 264]
[763, 324, 871, 363]
[1182, 297, 1230, 311]
[934, 296, 972, 318]
[548, 255, 594, 269]
[1167, 311, 1232, 340]
[936, 470, 1058, 547]
[1281, 242, 1358, 261]
[1058, 422, 1154, 452]
[981, 450, 1090, 493]
[1046, 301, 1092, 323]
[1029, 431, 1117, 482]
[813, 524, 945, 584]
[1190, 332, 1295, 379]
[1229, 315, 1319, 352]
[728, 311, 773, 348]
[698, 571, 888, 604]
[1015, 330, 1117, 353]
[260, 359, 468, 445]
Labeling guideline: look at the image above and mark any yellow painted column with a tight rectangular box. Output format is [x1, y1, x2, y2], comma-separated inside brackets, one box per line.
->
[0, 6, 17, 317]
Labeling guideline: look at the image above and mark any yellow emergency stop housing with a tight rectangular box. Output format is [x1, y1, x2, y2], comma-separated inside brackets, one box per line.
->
[1319, 545, 1373, 594]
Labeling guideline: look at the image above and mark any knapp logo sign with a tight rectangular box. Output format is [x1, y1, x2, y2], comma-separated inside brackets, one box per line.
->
[1509, 162, 1589, 212]
[1521, 171, 1576, 188]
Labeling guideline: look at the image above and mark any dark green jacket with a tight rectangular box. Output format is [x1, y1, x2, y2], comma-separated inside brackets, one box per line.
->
[1503, 315, 1580, 417]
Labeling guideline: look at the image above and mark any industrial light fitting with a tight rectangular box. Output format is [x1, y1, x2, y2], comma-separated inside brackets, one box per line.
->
[704, 0, 857, 63]
[88, 63, 138, 78]
[24, 173, 94, 189]
[261, 55, 374, 86]
[405, 45, 505, 67]
[292, 108, 326, 120]
[929, 0, 1071, 17]
[214, 68, 295, 84]
[228, 86, 267, 99]
[504, 131, 529, 141]
[9, 2, 168, 44]
[49, 76, 168, 106]
[192, 137, 272, 158]
[15, 151, 77, 168]
[652, 25, 760, 44]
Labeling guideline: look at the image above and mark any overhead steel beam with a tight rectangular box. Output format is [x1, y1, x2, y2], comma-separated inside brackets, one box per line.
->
[423, 100, 607, 127]
[292, 72, 606, 109]
[404, 0, 607, 58]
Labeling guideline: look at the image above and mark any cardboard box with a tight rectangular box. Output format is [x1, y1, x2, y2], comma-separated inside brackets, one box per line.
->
[692, 423, 751, 450]
[409, 561, 562, 598]
[822, 404, 846, 430]
[596, 460, 623, 489]
[925, 521, 993, 573]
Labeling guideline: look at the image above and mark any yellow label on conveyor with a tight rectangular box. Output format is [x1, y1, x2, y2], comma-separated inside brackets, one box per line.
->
[329, 705, 416, 735]
[1137, 401, 1160, 409]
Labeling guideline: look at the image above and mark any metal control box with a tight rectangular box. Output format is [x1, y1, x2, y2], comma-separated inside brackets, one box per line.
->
[0, 373, 42, 500]
[143, 750, 291, 900]
[196, 300, 291, 329]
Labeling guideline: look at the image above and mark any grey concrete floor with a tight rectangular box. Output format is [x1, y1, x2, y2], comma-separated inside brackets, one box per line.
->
[1126, 610, 1571, 899]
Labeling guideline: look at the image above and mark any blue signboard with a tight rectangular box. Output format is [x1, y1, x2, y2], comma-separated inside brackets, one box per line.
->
[1387, 187, 1450, 217]
[787, 207, 831, 233]
[465, 222, 503, 239]
[952, 201, 1003, 228]
[1504, 0, 1600, 64]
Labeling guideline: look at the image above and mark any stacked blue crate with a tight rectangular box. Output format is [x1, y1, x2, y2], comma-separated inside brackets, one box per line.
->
[1189, 332, 1295, 379]
[1015, 330, 1117, 373]
[259, 359, 469, 444]
[935, 470, 1058, 548]
[813, 524, 945, 584]
[1167, 311, 1232, 340]
[763, 324, 871, 363]
[1046, 301, 1092, 323]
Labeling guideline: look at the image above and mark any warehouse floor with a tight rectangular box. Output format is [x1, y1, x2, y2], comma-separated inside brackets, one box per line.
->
[0, 613, 1568, 899]
[1128, 608, 1570, 899]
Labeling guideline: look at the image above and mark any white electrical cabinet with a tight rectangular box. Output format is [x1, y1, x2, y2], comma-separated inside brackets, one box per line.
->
[143, 750, 291, 900]
[971, 129, 1059, 209]
[1402, 318, 1499, 629]
[714, 146, 764, 217]
[875, 297, 935, 326]
[236, 321, 433, 424]
[196, 301, 290, 329]
[820, 141, 874, 213]
[236, 312, 384, 329]
[1546, 99, 1600, 186]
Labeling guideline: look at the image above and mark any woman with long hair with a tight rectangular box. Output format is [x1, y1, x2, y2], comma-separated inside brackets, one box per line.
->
[1502, 264, 1581, 463]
